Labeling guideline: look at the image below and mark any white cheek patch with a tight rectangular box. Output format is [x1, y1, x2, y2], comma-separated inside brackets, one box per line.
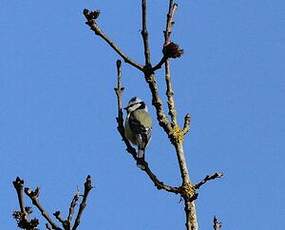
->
[129, 103, 141, 112]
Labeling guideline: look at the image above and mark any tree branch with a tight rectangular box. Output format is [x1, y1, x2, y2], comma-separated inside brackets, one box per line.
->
[13, 177, 28, 218]
[72, 175, 93, 230]
[182, 113, 191, 135]
[195, 172, 224, 190]
[46, 223, 53, 230]
[141, 0, 151, 66]
[24, 187, 61, 230]
[12, 177, 40, 230]
[53, 211, 67, 229]
[164, 1, 178, 126]
[83, 9, 144, 72]
[67, 192, 80, 227]
[145, 73, 172, 134]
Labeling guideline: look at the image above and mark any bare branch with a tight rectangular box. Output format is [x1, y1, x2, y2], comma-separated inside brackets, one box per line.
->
[67, 192, 80, 226]
[24, 187, 61, 230]
[182, 113, 191, 135]
[114, 60, 137, 157]
[184, 200, 199, 230]
[46, 223, 53, 230]
[194, 172, 224, 190]
[83, 9, 144, 72]
[13, 177, 28, 217]
[12, 177, 40, 230]
[72, 175, 93, 230]
[213, 216, 222, 230]
[53, 211, 67, 229]
[164, 2, 178, 44]
[145, 73, 172, 134]
[164, 2, 179, 126]
[141, 161, 180, 193]
[152, 56, 167, 72]
[141, 0, 151, 65]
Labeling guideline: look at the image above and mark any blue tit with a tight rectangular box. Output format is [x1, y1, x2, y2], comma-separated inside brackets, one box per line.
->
[124, 97, 152, 169]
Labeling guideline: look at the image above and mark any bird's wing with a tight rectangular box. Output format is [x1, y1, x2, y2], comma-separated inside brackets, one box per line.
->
[129, 110, 152, 148]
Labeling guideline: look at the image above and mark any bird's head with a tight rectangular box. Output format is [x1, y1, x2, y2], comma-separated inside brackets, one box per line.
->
[124, 97, 148, 113]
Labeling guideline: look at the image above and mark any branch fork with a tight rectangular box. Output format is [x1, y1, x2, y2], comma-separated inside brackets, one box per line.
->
[13, 176, 93, 230]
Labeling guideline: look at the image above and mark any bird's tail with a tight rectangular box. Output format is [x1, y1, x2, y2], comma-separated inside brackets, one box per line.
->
[137, 147, 145, 169]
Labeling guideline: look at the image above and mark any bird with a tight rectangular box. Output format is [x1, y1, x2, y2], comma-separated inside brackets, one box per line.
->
[124, 97, 152, 169]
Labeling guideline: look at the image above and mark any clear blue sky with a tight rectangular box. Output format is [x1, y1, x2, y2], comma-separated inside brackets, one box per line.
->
[1, 1, 284, 229]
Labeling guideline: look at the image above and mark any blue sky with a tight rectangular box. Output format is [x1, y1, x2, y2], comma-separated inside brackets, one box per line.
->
[1, 0, 284, 229]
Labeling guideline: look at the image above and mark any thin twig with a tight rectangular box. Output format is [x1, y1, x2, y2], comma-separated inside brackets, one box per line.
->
[143, 162, 179, 193]
[83, 9, 144, 72]
[141, 0, 151, 65]
[114, 60, 137, 156]
[194, 172, 224, 190]
[152, 56, 167, 72]
[182, 113, 191, 135]
[213, 216, 222, 230]
[24, 187, 61, 230]
[72, 175, 93, 230]
[46, 223, 53, 230]
[67, 192, 80, 226]
[164, 1, 178, 126]
[164, 1, 178, 44]
[53, 211, 67, 229]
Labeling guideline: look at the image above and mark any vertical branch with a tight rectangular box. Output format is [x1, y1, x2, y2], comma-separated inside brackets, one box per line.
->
[141, 0, 151, 66]
[185, 201, 198, 230]
[114, 60, 137, 156]
[115, 59, 124, 126]
[141, 1, 172, 135]
[164, 2, 178, 126]
[13, 177, 40, 230]
[13, 177, 28, 217]
[164, 1, 178, 43]
[145, 73, 172, 134]
[67, 192, 80, 225]
[72, 175, 93, 230]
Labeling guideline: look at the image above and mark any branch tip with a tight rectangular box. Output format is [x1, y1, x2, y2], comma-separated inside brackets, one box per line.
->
[213, 216, 222, 230]
[195, 172, 224, 190]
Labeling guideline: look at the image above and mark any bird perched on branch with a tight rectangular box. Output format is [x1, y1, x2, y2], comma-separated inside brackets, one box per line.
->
[124, 97, 152, 169]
